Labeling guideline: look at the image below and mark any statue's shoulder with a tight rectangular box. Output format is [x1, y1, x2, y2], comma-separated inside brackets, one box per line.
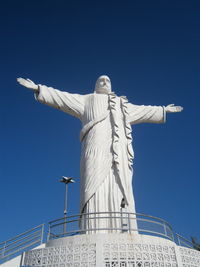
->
[85, 93, 103, 98]
[84, 93, 111, 103]
[84, 93, 94, 99]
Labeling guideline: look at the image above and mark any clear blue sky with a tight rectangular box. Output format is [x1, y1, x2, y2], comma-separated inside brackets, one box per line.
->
[0, 0, 200, 242]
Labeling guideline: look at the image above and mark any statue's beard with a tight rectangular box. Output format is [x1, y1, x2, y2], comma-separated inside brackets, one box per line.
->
[95, 87, 111, 94]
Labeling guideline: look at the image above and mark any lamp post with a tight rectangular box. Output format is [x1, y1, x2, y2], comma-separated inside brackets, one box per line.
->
[60, 176, 75, 234]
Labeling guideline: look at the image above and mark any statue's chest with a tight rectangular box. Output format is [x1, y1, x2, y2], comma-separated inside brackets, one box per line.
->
[84, 95, 109, 120]
[83, 94, 124, 126]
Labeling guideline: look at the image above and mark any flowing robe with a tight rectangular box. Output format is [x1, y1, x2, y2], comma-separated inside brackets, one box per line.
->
[36, 85, 166, 232]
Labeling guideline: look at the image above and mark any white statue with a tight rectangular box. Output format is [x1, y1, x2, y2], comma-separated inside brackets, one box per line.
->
[17, 76, 183, 232]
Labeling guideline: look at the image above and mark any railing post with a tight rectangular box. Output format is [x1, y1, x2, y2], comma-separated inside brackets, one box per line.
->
[171, 230, 175, 242]
[120, 210, 123, 233]
[47, 223, 50, 242]
[128, 213, 131, 234]
[3, 241, 6, 259]
[177, 234, 181, 246]
[163, 222, 167, 238]
[40, 224, 44, 244]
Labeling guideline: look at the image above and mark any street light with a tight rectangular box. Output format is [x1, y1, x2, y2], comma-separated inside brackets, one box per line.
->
[60, 176, 75, 234]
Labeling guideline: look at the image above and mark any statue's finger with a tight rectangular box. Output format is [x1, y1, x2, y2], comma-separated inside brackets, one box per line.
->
[176, 106, 183, 112]
[17, 78, 25, 84]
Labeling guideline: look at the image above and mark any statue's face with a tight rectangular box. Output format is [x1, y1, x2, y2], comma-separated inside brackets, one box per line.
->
[95, 75, 112, 94]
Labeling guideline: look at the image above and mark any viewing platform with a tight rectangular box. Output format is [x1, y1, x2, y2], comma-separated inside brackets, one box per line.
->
[1, 212, 200, 267]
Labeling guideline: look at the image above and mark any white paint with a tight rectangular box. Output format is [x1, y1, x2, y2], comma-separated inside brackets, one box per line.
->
[0, 244, 45, 267]
[0, 254, 22, 267]
[35, 84, 165, 230]
[22, 233, 200, 266]
[17, 76, 183, 230]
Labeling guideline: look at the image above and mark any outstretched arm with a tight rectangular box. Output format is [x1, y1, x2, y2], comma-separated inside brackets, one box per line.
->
[17, 77, 86, 119]
[127, 103, 183, 125]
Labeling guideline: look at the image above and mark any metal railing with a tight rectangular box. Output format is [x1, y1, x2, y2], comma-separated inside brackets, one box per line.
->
[48, 212, 198, 250]
[0, 212, 197, 265]
[0, 224, 44, 264]
[48, 212, 197, 250]
[175, 233, 195, 248]
[48, 212, 174, 242]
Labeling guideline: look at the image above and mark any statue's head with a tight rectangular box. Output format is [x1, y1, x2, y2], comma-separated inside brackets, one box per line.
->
[95, 75, 112, 94]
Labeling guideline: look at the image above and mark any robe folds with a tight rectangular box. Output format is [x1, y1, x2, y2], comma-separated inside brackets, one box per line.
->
[36, 85, 166, 232]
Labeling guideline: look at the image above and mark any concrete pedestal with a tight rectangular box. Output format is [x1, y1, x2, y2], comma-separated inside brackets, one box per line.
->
[21, 233, 200, 267]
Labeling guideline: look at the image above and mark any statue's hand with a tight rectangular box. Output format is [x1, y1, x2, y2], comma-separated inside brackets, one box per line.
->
[165, 104, 183, 113]
[17, 77, 39, 91]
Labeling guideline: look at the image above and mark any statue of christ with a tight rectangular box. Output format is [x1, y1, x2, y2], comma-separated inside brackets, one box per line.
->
[17, 76, 183, 232]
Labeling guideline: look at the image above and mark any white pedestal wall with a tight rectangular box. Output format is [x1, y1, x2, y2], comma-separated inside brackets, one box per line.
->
[21, 233, 200, 267]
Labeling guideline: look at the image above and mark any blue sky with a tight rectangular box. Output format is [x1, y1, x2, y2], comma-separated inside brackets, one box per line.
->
[0, 0, 200, 243]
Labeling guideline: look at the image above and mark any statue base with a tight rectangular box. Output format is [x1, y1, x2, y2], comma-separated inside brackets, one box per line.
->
[21, 233, 200, 266]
